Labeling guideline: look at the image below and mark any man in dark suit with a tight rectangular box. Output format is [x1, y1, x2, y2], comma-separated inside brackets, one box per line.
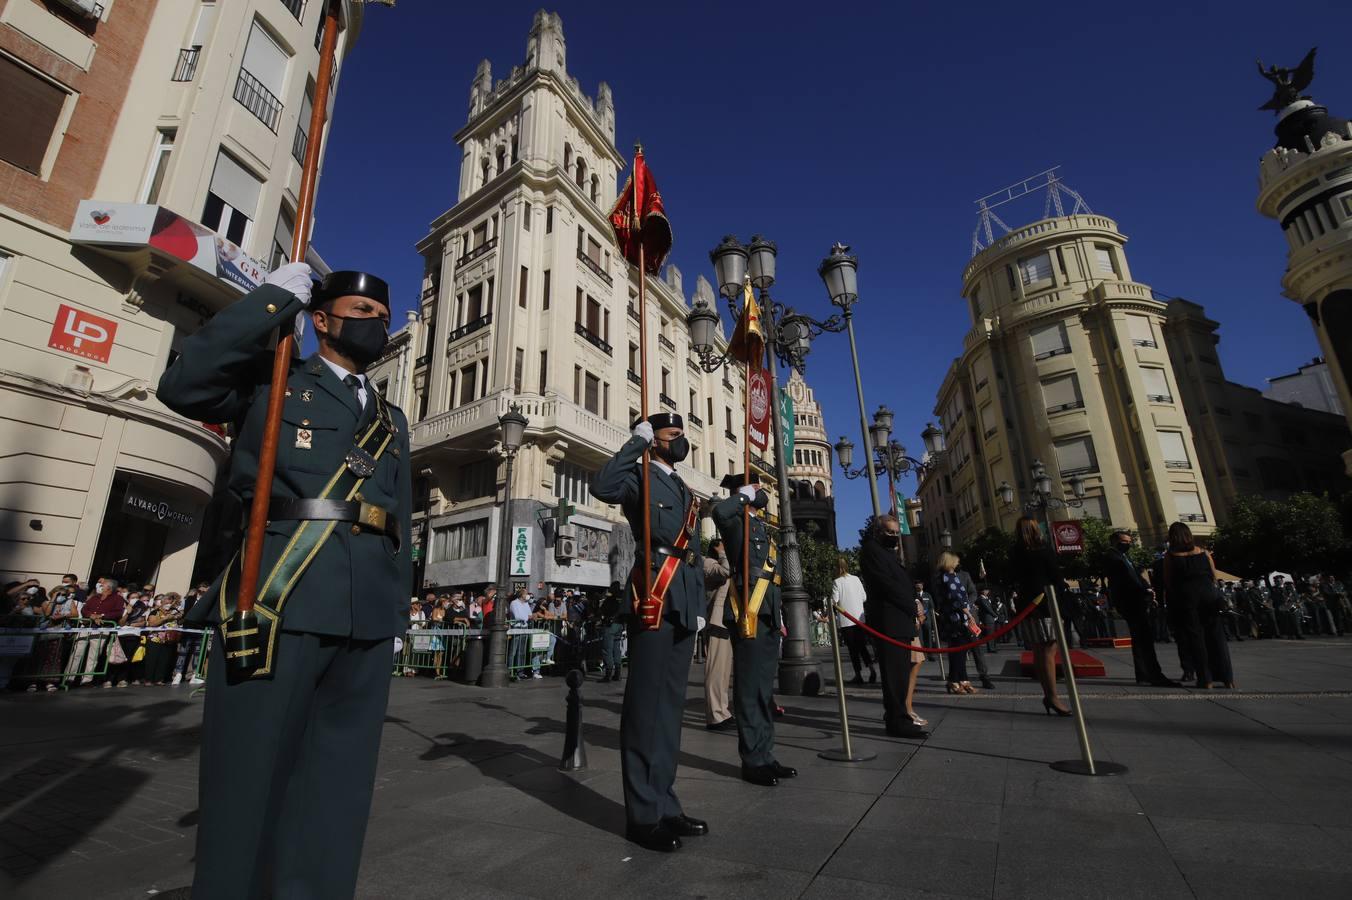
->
[859, 516, 928, 738]
[158, 263, 411, 899]
[591, 413, 707, 853]
[1105, 531, 1176, 687]
[712, 473, 798, 788]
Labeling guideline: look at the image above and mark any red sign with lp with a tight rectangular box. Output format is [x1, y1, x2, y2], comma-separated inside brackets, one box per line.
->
[48, 304, 117, 363]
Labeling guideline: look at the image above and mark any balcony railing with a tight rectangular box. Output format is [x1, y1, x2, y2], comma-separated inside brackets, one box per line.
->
[1164, 459, 1191, 469]
[627, 370, 642, 386]
[448, 313, 492, 344]
[422, 284, 438, 299]
[415, 352, 432, 369]
[575, 322, 613, 355]
[660, 393, 677, 410]
[725, 429, 738, 442]
[628, 303, 639, 321]
[1033, 347, 1070, 361]
[1146, 393, 1174, 403]
[658, 334, 675, 352]
[291, 124, 309, 165]
[234, 68, 283, 132]
[456, 237, 497, 270]
[688, 413, 704, 427]
[172, 47, 199, 82]
[1131, 339, 1158, 348]
[1179, 513, 1206, 523]
[577, 250, 613, 286]
[1046, 401, 1085, 414]
[281, 0, 305, 22]
[722, 377, 734, 392]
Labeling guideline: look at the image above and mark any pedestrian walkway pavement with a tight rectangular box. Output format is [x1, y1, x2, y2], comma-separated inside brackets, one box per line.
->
[1, 638, 1350, 898]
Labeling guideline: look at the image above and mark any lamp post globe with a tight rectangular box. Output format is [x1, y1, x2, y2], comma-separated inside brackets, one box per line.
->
[498, 403, 528, 452]
[940, 529, 953, 549]
[921, 422, 945, 457]
[873, 405, 895, 437]
[998, 480, 1015, 506]
[869, 415, 891, 453]
[1069, 472, 1087, 500]
[686, 298, 720, 355]
[833, 436, 855, 471]
[817, 242, 859, 308]
[747, 234, 778, 289]
[709, 235, 748, 299]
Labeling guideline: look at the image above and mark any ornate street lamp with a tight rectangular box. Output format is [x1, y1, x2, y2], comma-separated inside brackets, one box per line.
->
[940, 529, 953, 549]
[836, 411, 942, 562]
[480, 402, 529, 689]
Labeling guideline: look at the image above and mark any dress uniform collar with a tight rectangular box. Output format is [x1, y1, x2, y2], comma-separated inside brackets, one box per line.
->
[304, 354, 363, 418]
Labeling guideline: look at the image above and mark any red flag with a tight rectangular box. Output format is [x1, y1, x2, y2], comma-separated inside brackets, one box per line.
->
[609, 147, 672, 275]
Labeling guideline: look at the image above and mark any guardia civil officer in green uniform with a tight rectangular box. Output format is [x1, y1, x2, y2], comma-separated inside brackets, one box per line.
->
[158, 262, 411, 899]
[591, 412, 708, 853]
[712, 473, 798, 787]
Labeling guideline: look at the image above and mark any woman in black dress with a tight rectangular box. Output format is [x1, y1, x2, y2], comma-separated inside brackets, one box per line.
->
[1009, 517, 1071, 715]
[1163, 522, 1234, 689]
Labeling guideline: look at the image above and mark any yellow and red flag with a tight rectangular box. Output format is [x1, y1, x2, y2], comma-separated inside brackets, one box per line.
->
[728, 278, 766, 365]
[609, 147, 672, 275]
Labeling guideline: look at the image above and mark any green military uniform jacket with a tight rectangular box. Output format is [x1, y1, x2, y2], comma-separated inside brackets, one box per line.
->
[158, 283, 412, 640]
[712, 494, 781, 633]
[591, 437, 704, 629]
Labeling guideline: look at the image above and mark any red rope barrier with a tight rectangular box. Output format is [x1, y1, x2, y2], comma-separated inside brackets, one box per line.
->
[834, 595, 1045, 654]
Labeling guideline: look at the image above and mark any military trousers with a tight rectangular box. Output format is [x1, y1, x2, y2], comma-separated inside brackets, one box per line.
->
[730, 624, 778, 767]
[193, 629, 393, 900]
[620, 617, 694, 826]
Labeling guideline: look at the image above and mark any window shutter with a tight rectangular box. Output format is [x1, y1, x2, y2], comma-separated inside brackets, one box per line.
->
[1053, 435, 1096, 474]
[1159, 431, 1189, 466]
[1127, 315, 1155, 346]
[272, 207, 294, 261]
[1141, 367, 1171, 400]
[972, 357, 991, 388]
[191, 4, 219, 47]
[980, 404, 996, 434]
[1019, 252, 1052, 285]
[242, 23, 288, 97]
[1095, 246, 1116, 277]
[1041, 373, 1080, 410]
[1030, 322, 1069, 358]
[1073, 494, 1109, 521]
[209, 152, 262, 219]
[0, 57, 66, 175]
[1173, 491, 1204, 519]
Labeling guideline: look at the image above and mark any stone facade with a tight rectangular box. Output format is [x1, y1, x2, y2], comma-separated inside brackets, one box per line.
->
[784, 369, 836, 544]
[0, 1, 365, 587]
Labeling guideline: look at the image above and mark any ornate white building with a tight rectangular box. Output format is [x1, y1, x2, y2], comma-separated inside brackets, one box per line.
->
[404, 12, 745, 593]
[784, 370, 836, 544]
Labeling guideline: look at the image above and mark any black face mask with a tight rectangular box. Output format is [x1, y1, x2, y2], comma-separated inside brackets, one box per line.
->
[326, 313, 389, 367]
[878, 531, 900, 548]
[655, 435, 689, 463]
[751, 489, 770, 510]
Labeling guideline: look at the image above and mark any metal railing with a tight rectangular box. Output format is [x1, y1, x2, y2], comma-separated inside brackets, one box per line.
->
[415, 352, 432, 369]
[660, 393, 677, 410]
[280, 0, 306, 22]
[1131, 338, 1158, 348]
[1047, 401, 1085, 414]
[688, 413, 704, 427]
[658, 334, 676, 352]
[172, 47, 199, 82]
[233, 68, 283, 132]
[725, 429, 738, 441]
[1146, 393, 1173, 403]
[1179, 513, 1206, 522]
[1034, 347, 1070, 361]
[628, 303, 639, 321]
[456, 237, 497, 269]
[577, 250, 613, 286]
[292, 123, 309, 164]
[575, 322, 612, 355]
[627, 370, 642, 386]
[448, 313, 492, 344]
[1164, 459, 1191, 469]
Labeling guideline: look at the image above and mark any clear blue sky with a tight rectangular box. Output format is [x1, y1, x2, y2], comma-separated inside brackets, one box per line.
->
[313, 1, 1349, 547]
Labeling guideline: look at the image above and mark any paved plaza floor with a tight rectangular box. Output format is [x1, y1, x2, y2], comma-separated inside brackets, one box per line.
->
[2, 636, 1350, 899]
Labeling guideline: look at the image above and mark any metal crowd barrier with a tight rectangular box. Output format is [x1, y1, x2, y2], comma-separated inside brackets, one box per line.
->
[0, 620, 210, 690]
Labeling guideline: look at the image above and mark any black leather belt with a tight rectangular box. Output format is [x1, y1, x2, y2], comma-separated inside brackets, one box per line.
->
[268, 498, 400, 543]
[654, 544, 698, 566]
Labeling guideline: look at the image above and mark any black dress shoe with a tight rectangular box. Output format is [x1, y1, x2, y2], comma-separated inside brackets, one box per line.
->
[769, 762, 798, 779]
[626, 822, 682, 852]
[1150, 677, 1181, 687]
[741, 765, 779, 787]
[660, 814, 708, 836]
[706, 717, 735, 732]
[885, 725, 929, 739]
[848, 675, 865, 685]
[980, 676, 995, 690]
[868, 669, 877, 683]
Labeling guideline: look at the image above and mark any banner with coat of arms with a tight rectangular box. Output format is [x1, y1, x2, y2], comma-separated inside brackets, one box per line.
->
[748, 365, 771, 451]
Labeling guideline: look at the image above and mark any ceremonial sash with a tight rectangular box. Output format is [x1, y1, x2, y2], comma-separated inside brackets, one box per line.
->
[728, 542, 779, 639]
[630, 499, 698, 630]
[217, 392, 396, 678]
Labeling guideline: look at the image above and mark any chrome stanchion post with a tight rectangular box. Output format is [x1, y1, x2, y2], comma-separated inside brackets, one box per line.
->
[819, 607, 876, 763]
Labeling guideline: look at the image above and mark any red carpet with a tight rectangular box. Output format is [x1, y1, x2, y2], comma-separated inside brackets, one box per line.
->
[1084, 637, 1132, 649]
[1019, 649, 1106, 677]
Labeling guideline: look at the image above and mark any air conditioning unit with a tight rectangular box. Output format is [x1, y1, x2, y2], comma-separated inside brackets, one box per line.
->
[555, 535, 577, 562]
[557, 524, 577, 541]
[54, 0, 102, 19]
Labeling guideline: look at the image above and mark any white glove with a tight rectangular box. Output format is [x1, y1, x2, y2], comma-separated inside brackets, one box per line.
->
[632, 421, 654, 443]
[739, 484, 758, 501]
[264, 261, 313, 306]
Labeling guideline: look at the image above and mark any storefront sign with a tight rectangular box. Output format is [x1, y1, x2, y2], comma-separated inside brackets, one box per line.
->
[48, 304, 117, 363]
[1052, 520, 1084, 554]
[123, 483, 196, 530]
[510, 526, 531, 576]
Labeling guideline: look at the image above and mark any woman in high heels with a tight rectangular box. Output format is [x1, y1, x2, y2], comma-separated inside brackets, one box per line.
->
[1163, 522, 1235, 689]
[932, 552, 979, 695]
[1009, 518, 1071, 716]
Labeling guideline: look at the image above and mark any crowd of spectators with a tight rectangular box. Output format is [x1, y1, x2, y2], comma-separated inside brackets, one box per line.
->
[1, 575, 211, 692]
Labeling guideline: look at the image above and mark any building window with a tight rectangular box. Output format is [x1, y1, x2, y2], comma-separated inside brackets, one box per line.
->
[472, 221, 488, 248]
[1141, 367, 1172, 403]
[583, 372, 600, 414]
[576, 157, 587, 188]
[1172, 490, 1206, 523]
[1053, 434, 1098, 476]
[1159, 431, 1190, 469]
[538, 350, 548, 394]
[522, 201, 531, 231]
[139, 129, 176, 203]
[1094, 245, 1118, 278]
[514, 347, 524, 393]
[586, 235, 603, 266]
[603, 383, 610, 419]
[1017, 252, 1053, 286]
[458, 364, 477, 406]
[554, 461, 595, 506]
[202, 150, 262, 246]
[546, 206, 553, 233]
[661, 367, 671, 396]
[1040, 373, 1083, 414]
[518, 266, 529, 308]
[235, 22, 289, 132]
[0, 55, 69, 175]
[542, 269, 551, 310]
[1029, 321, 1070, 360]
[269, 204, 295, 269]
[710, 452, 717, 476]
[590, 174, 599, 203]
[1126, 314, 1157, 348]
[628, 342, 638, 374]
[1071, 494, 1110, 522]
[573, 365, 582, 404]
[432, 518, 490, 561]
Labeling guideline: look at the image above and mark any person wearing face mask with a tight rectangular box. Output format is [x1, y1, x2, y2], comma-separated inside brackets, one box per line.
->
[1104, 530, 1178, 687]
[713, 473, 797, 787]
[859, 516, 929, 738]
[158, 263, 412, 898]
[68, 577, 125, 687]
[592, 412, 708, 853]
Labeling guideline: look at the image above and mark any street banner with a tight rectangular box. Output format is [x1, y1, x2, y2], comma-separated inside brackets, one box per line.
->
[779, 388, 795, 461]
[510, 526, 531, 576]
[1052, 520, 1084, 554]
[748, 365, 771, 451]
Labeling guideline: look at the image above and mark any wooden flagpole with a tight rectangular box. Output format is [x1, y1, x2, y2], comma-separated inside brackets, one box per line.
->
[741, 340, 753, 633]
[235, 2, 341, 621]
[635, 148, 654, 610]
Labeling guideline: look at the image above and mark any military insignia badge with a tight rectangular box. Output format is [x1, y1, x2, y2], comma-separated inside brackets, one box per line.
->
[345, 447, 377, 477]
[301, 390, 313, 402]
[295, 428, 313, 450]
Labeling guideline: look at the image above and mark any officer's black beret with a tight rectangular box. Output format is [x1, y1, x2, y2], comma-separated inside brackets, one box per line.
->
[720, 472, 761, 490]
[312, 271, 390, 309]
[633, 412, 684, 431]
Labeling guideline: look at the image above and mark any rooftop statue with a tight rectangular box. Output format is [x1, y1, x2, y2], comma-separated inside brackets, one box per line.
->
[1257, 47, 1317, 112]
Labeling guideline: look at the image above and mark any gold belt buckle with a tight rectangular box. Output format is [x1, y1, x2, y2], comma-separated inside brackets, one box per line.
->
[358, 501, 387, 532]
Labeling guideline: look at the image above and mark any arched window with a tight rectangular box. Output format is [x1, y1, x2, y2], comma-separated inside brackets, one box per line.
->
[564, 143, 572, 172]
[495, 146, 506, 175]
[510, 135, 518, 164]
[576, 157, 587, 188]
[480, 157, 490, 187]
[590, 174, 599, 203]
[814, 481, 827, 499]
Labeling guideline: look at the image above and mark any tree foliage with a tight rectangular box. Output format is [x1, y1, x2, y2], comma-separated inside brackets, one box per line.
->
[1213, 492, 1348, 577]
[959, 518, 1151, 589]
[956, 527, 1011, 586]
[796, 523, 845, 607]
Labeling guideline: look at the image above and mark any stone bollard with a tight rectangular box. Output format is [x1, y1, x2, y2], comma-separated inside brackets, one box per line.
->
[559, 669, 588, 771]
